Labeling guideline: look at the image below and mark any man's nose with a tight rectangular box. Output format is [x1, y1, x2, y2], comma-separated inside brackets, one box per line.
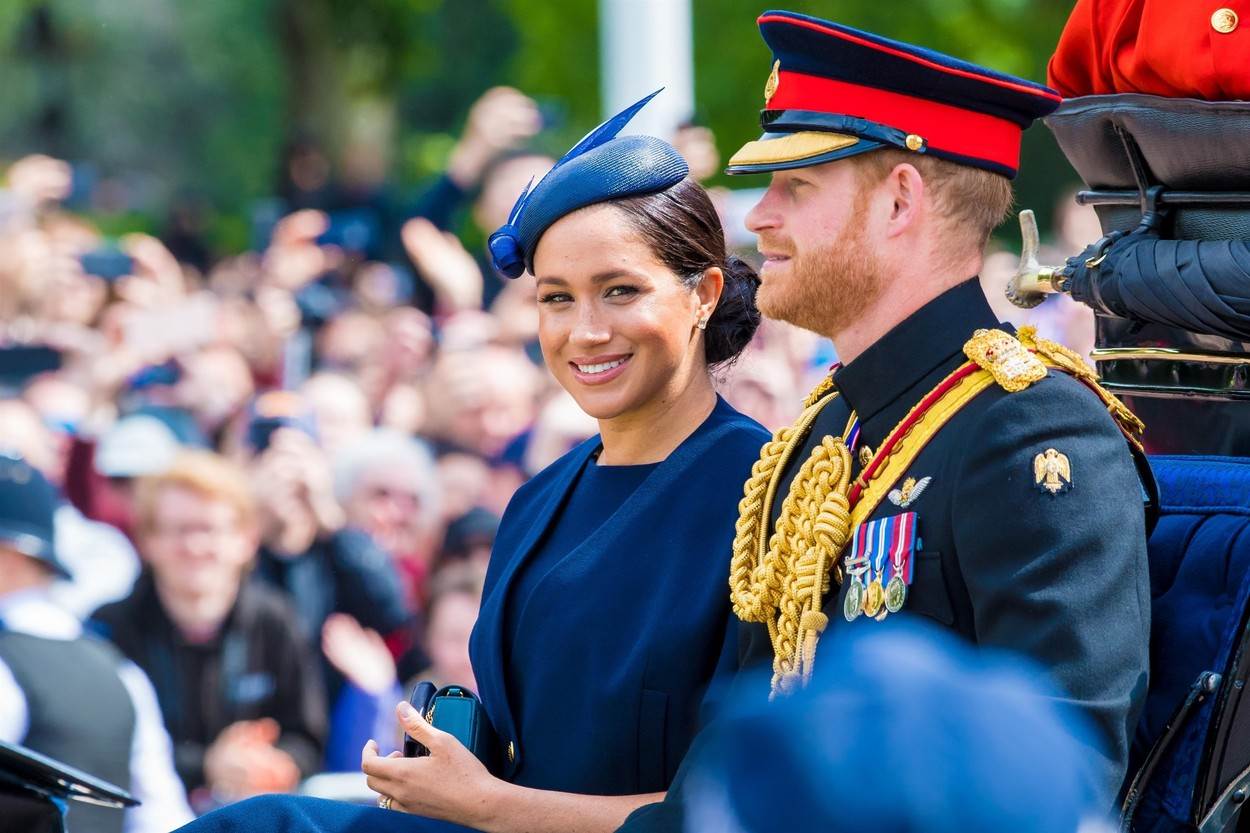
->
[745, 184, 781, 234]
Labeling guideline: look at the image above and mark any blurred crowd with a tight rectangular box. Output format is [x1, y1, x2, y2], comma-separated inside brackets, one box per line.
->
[0, 84, 1100, 824]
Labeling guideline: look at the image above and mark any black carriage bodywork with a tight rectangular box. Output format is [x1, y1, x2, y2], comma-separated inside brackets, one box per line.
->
[1043, 95, 1250, 832]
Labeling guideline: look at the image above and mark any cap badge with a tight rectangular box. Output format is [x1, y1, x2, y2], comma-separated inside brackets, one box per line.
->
[764, 60, 781, 104]
[1033, 448, 1072, 496]
[888, 476, 931, 508]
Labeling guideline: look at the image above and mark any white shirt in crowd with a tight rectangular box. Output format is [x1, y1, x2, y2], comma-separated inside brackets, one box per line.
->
[47, 503, 141, 619]
[0, 588, 195, 833]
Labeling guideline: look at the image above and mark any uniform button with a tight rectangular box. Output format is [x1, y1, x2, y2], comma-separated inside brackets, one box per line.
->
[1212, 8, 1239, 33]
[507, 741, 515, 762]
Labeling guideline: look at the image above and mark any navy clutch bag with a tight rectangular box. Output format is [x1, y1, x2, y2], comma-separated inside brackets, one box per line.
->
[404, 683, 500, 774]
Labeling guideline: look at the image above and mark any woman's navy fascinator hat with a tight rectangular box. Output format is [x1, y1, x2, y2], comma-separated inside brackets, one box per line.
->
[489, 89, 689, 279]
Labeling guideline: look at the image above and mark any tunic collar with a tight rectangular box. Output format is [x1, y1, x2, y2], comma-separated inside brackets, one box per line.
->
[833, 278, 1000, 425]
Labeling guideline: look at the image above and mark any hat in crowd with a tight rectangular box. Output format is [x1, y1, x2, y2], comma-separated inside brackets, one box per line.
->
[443, 507, 501, 557]
[245, 390, 318, 452]
[132, 404, 210, 448]
[726, 10, 1062, 179]
[488, 89, 689, 279]
[0, 452, 70, 579]
[94, 414, 181, 479]
[685, 621, 1103, 833]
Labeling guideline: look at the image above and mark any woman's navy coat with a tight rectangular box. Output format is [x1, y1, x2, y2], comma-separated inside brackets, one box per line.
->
[172, 397, 767, 833]
[471, 396, 769, 795]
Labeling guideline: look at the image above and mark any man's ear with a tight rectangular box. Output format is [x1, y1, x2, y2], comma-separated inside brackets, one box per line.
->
[884, 162, 926, 239]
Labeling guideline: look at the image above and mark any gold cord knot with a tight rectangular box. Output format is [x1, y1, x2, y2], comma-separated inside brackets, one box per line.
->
[730, 378, 854, 697]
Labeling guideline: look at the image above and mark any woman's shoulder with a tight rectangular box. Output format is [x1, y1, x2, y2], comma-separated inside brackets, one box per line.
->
[700, 396, 771, 458]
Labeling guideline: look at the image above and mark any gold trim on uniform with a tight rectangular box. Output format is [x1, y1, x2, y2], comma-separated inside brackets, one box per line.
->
[729, 328, 1145, 698]
[963, 328, 1048, 392]
[728, 131, 860, 170]
[1018, 326, 1146, 444]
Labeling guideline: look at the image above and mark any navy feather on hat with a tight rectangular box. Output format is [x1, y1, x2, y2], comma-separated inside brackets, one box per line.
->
[489, 90, 689, 279]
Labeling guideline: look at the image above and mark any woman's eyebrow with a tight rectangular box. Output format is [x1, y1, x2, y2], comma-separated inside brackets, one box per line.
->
[590, 270, 634, 284]
[538, 270, 636, 288]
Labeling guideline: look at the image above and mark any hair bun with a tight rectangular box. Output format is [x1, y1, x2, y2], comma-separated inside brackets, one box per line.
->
[705, 256, 762, 367]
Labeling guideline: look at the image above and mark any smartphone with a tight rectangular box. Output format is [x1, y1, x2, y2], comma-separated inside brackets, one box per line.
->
[403, 682, 438, 757]
[80, 247, 134, 281]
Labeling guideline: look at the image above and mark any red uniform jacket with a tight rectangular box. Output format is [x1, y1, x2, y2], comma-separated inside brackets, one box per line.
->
[1049, 0, 1250, 99]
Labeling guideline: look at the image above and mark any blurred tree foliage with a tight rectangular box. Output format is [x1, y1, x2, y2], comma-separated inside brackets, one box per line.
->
[0, 0, 1076, 253]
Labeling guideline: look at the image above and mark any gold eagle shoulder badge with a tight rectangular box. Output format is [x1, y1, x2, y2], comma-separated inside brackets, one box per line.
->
[1033, 448, 1072, 496]
[888, 476, 931, 508]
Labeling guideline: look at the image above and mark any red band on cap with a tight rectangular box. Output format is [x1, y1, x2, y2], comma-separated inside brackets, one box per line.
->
[768, 71, 1023, 173]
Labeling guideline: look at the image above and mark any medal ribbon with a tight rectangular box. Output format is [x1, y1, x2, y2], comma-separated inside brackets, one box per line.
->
[884, 511, 917, 585]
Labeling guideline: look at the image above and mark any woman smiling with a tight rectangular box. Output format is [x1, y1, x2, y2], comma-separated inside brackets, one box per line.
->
[176, 91, 767, 833]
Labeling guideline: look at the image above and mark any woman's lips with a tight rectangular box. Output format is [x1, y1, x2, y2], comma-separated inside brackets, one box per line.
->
[569, 354, 632, 386]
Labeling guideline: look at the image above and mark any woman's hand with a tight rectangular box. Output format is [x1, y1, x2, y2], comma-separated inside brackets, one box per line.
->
[361, 701, 504, 827]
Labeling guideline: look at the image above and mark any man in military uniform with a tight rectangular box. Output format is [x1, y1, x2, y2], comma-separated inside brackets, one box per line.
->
[620, 14, 1151, 831]
[726, 9, 1152, 800]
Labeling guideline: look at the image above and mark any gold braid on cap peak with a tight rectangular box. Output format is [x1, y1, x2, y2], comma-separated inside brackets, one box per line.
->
[729, 377, 853, 698]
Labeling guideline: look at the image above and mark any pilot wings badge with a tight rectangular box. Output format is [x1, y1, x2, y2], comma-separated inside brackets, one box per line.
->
[888, 476, 931, 508]
[1033, 448, 1072, 496]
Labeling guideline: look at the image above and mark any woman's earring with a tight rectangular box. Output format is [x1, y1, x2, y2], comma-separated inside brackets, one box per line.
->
[696, 315, 709, 331]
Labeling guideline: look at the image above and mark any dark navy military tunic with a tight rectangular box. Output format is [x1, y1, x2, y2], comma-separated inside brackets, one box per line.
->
[738, 278, 1152, 801]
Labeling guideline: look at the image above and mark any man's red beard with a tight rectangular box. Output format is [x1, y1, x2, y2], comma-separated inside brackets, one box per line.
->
[756, 221, 888, 339]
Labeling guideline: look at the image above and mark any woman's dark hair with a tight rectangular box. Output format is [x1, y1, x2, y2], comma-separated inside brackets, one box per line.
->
[612, 178, 761, 368]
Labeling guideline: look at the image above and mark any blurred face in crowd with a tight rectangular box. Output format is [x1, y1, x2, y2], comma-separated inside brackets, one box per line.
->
[424, 591, 479, 690]
[344, 464, 427, 559]
[301, 373, 372, 457]
[532, 203, 714, 422]
[178, 346, 255, 434]
[423, 347, 539, 457]
[141, 486, 257, 603]
[745, 159, 886, 338]
[473, 154, 555, 234]
[8, 225, 107, 326]
[316, 310, 386, 374]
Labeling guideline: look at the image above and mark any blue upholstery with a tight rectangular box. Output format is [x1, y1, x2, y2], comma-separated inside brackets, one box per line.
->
[1132, 456, 1250, 830]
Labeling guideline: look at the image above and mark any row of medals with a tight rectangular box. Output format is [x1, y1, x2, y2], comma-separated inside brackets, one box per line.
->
[843, 560, 907, 622]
